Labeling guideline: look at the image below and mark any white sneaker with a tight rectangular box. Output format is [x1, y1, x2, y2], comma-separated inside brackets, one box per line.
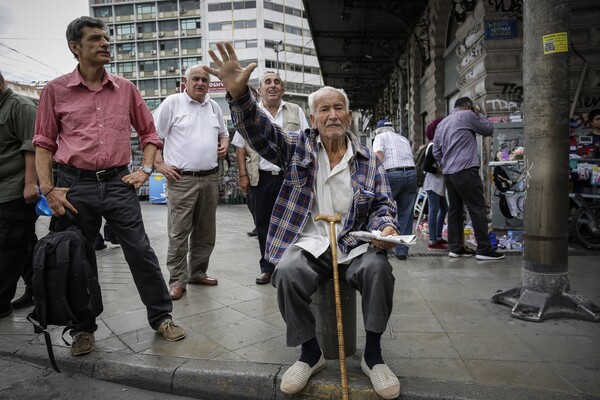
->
[361, 356, 400, 399]
[476, 250, 506, 260]
[280, 353, 326, 394]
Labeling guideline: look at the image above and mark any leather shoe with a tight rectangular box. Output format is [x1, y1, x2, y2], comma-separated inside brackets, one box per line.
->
[192, 276, 218, 286]
[255, 272, 272, 284]
[169, 286, 185, 300]
[247, 228, 258, 237]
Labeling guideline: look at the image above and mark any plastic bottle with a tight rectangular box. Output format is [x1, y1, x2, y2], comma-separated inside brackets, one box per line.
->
[35, 195, 52, 216]
[489, 231, 498, 250]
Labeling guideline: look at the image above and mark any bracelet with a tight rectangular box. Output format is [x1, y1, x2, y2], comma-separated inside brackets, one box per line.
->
[239, 174, 248, 178]
[43, 186, 55, 196]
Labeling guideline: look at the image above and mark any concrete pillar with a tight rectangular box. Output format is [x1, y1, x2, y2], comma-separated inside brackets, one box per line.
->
[492, 0, 599, 322]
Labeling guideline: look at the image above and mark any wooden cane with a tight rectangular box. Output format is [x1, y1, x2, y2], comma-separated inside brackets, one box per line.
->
[314, 214, 348, 400]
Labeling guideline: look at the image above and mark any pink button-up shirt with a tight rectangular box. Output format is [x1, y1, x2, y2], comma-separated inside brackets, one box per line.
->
[33, 67, 163, 170]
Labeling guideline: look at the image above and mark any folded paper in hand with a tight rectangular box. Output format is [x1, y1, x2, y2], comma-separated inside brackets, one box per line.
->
[350, 231, 417, 245]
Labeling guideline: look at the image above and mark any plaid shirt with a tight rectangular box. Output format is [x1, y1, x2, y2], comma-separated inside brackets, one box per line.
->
[229, 89, 400, 264]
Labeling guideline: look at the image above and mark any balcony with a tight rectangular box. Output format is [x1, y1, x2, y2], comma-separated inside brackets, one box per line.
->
[138, 70, 158, 78]
[161, 88, 180, 96]
[161, 67, 180, 77]
[137, 13, 156, 21]
[158, 11, 178, 18]
[138, 51, 158, 59]
[118, 34, 135, 41]
[181, 48, 200, 56]
[115, 14, 134, 22]
[120, 71, 136, 79]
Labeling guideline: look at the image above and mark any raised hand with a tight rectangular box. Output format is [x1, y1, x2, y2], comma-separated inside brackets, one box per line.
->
[203, 42, 257, 99]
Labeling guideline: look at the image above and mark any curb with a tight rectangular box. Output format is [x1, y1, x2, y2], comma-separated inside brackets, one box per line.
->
[0, 337, 596, 400]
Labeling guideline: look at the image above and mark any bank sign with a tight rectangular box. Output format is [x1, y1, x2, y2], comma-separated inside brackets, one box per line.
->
[484, 19, 518, 40]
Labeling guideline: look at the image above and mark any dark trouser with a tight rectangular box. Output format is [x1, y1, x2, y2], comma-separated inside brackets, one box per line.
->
[444, 167, 492, 254]
[272, 245, 395, 347]
[251, 170, 284, 274]
[387, 169, 418, 257]
[0, 198, 37, 311]
[55, 165, 172, 333]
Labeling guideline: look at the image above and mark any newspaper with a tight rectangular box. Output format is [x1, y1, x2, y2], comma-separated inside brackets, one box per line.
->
[350, 231, 417, 245]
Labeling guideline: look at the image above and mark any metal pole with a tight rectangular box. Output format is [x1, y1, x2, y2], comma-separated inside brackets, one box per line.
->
[492, 0, 599, 322]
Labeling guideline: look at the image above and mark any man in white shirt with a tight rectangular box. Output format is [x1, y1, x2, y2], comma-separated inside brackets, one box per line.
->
[372, 120, 418, 260]
[153, 65, 229, 300]
[232, 71, 309, 284]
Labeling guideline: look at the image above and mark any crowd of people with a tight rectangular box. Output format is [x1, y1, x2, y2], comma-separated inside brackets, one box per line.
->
[0, 15, 543, 399]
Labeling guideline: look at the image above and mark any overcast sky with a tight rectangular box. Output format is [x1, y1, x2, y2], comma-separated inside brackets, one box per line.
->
[0, 0, 89, 84]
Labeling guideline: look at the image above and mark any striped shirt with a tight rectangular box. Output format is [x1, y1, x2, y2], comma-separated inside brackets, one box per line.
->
[228, 89, 400, 264]
[372, 128, 415, 169]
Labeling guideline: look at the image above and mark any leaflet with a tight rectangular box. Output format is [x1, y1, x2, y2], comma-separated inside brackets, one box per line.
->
[350, 231, 417, 245]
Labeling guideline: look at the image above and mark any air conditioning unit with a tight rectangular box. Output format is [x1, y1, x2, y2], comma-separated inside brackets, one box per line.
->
[126, 34, 133, 39]
[130, 52, 136, 56]
[168, 67, 175, 72]
[158, 32, 165, 37]
[172, 48, 179, 53]
[181, 32, 186, 37]
[137, 33, 144, 39]
[180, 9, 186, 14]
[151, 50, 157, 55]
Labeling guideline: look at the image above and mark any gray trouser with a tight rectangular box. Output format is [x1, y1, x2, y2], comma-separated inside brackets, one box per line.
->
[272, 245, 395, 347]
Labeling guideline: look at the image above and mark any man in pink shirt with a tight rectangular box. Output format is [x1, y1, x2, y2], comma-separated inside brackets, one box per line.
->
[33, 16, 186, 356]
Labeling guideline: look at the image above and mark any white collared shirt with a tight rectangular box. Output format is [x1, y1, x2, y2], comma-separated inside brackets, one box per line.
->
[295, 135, 369, 264]
[153, 91, 228, 171]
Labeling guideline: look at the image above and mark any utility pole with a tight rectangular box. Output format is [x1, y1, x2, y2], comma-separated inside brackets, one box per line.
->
[492, 0, 599, 322]
[274, 40, 283, 75]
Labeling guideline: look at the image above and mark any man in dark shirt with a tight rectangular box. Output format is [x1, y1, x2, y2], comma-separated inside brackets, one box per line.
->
[433, 97, 504, 260]
[0, 71, 39, 318]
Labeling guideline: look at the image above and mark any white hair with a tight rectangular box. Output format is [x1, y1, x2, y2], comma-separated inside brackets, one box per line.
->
[308, 86, 350, 114]
[185, 64, 210, 82]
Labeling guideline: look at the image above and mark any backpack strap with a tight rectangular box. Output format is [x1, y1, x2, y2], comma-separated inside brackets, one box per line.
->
[26, 313, 61, 373]
[55, 239, 78, 323]
[30, 241, 50, 329]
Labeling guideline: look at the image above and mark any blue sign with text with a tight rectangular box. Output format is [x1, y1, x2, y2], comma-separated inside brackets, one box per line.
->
[484, 19, 518, 40]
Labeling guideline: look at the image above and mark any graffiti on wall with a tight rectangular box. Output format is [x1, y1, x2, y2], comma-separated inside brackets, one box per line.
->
[575, 96, 600, 109]
[571, 111, 597, 136]
[487, 0, 523, 19]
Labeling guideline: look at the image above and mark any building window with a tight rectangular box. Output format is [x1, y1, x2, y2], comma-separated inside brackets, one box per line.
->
[180, 0, 200, 11]
[264, 20, 309, 36]
[117, 43, 135, 53]
[105, 63, 116, 73]
[232, 39, 258, 49]
[158, 20, 178, 31]
[116, 24, 135, 35]
[264, 1, 303, 18]
[265, 40, 315, 57]
[118, 62, 136, 74]
[180, 18, 201, 30]
[161, 59, 179, 69]
[138, 42, 156, 53]
[209, 20, 255, 31]
[181, 38, 201, 49]
[115, 4, 133, 16]
[94, 6, 112, 18]
[158, 1, 177, 12]
[182, 57, 202, 70]
[208, 1, 256, 11]
[136, 3, 156, 15]
[138, 79, 158, 91]
[139, 61, 158, 72]
[159, 40, 178, 51]
[138, 22, 156, 33]
[162, 78, 179, 90]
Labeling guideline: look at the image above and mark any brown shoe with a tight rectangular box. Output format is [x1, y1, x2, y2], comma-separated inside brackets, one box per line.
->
[71, 332, 94, 356]
[158, 318, 186, 342]
[169, 286, 185, 300]
[192, 276, 218, 286]
[255, 272, 272, 284]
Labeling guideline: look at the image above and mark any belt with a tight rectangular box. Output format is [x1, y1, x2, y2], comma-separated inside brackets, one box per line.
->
[178, 167, 219, 177]
[259, 169, 283, 176]
[58, 164, 129, 181]
[387, 166, 415, 172]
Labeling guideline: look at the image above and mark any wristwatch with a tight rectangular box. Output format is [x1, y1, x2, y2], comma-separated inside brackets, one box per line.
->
[140, 165, 153, 175]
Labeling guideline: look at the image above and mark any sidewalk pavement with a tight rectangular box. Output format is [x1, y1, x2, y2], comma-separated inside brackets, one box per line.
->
[1, 203, 599, 400]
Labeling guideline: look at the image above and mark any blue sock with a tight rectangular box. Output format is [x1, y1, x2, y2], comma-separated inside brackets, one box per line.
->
[299, 337, 321, 367]
[364, 331, 384, 369]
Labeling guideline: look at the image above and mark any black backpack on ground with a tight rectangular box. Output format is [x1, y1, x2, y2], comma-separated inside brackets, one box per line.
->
[27, 222, 103, 372]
